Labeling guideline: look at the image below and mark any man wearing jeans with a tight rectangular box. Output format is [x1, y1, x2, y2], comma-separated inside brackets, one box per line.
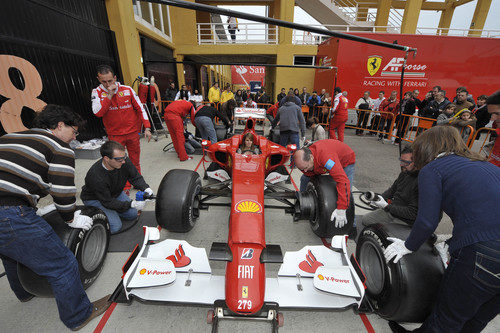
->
[81, 141, 152, 234]
[0, 105, 110, 330]
[293, 139, 355, 233]
[192, 104, 231, 143]
[272, 93, 306, 148]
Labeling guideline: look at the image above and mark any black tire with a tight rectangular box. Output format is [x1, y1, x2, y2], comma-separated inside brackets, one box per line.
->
[355, 223, 444, 323]
[17, 206, 110, 297]
[307, 175, 355, 238]
[156, 169, 201, 232]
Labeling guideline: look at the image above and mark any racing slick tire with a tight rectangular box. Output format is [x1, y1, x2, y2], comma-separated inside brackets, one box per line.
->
[156, 169, 201, 232]
[17, 206, 110, 297]
[307, 175, 355, 238]
[355, 223, 444, 323]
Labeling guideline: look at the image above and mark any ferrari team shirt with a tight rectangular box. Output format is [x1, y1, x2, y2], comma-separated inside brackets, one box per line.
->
[302, 139, 355, 210]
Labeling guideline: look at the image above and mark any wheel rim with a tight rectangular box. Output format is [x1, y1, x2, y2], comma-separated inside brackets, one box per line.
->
[359, 240, 386, 296]
[80, 223, 107, 272]
[306, 183, 319, 231]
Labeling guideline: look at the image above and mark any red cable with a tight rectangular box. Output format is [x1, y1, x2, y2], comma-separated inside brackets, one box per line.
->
[93, 302, 117, 333]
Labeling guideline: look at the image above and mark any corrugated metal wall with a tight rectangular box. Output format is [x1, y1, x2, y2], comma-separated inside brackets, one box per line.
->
[0, 0, 120, 140]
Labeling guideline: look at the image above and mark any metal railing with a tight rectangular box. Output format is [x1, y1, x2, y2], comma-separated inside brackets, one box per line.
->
[197, 23, 278, 45]
[333, 0, 377, 23]
[292, 25, 500, 44]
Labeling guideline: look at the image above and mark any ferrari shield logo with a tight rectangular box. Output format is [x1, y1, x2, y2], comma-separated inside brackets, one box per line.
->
[367, 56, 382, 76]
[242, 286, 248, 298]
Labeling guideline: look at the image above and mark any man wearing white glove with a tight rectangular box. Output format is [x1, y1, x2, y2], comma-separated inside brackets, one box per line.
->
[81, 141, 153, 234]
[359, 146, 419, 238]
[293, 139, 356, 235]
[0, 105, 110, 330]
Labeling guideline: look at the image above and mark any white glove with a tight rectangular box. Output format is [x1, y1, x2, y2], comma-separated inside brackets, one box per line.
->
[144, 188, 154, 196]
[373, 195, 388, 209]
[434, 242, 449, 268]
[384, 237, 412, 263]
[330, 209, 347, 228]
[131, 200, 146, 211]
[36, 204, 56, 216]
[68, 210, 93, 231]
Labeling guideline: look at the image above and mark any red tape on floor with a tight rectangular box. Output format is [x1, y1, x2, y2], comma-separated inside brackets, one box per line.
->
[93, 302, 117, 333]
[358, 313, 375, 333]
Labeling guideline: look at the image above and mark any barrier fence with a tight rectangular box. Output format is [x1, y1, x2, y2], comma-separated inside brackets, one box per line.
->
[159, 100, 496, 161]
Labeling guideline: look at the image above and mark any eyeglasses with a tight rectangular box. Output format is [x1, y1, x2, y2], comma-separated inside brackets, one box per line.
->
[112, 154, 127, 162]
[399, 158, 413, 165]
[68, 125, 79, 136]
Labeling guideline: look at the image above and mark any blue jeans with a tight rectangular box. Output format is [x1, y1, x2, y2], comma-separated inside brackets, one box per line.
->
[416, 240, 500, 333]
[185, 137, 202, 154]
[0, 206, 92, 329]
[279, 130, 300, 148]
[83, 191, 137, 234]
[195, 116, 217, 143]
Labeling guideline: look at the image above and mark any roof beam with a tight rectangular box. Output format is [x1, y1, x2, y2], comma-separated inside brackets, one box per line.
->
[452, 0, 475, 8]
[391, 1, 446, 10]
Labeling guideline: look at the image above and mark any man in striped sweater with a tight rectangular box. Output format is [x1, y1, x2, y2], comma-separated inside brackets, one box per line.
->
[0, 105, 110, 330]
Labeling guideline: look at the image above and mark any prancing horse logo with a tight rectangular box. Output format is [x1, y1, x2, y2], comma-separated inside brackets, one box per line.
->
[367, 55, 382, 76]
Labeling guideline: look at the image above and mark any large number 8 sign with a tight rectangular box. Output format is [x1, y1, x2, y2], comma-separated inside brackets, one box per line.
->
[0, 55, 46, 133]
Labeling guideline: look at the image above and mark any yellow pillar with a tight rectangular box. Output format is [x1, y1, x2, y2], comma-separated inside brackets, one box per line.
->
[438, 0, 455, 36]
[277, 0, 294, 45]
[170, 0, 197, 46]
[174, 54, 185, 87]
[104, 0, 143, 86]
[468, 0, 492, 36]
[375, 0, 391, 32]
[401, 0, 424, 34]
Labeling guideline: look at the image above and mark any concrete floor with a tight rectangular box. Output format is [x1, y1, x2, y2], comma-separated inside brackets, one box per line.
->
[0, 127, 498, 332]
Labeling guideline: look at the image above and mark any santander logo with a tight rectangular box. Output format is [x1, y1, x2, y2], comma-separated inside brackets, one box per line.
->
[299, 250, 324, 273]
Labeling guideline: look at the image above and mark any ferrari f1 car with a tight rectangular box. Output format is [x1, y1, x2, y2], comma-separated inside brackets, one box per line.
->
[113, 119, 446, 331]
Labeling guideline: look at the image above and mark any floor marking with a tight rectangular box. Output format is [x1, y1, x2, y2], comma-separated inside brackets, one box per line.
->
[359, 313, 376, 333]
[93, 302, 117, 333]
[193, 155, 204, 172]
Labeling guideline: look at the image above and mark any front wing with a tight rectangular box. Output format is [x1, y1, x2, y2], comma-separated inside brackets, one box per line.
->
[122, 227, 365, 310]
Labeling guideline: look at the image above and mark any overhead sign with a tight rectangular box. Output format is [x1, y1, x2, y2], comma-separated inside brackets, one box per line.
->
[231, 65, 265, 87]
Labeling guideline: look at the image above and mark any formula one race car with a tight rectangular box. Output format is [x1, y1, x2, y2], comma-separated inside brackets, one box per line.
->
[111, 119, 362, 331]
[112, 119, 445, 331]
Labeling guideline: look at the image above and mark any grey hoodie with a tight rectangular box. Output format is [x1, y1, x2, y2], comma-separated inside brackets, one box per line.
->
[272, 102, 306, 136]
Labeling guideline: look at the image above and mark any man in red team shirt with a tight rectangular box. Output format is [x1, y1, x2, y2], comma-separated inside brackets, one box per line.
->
[486, 90, 500, 167]
[91, 65, 152, 176]
[293, 139, 356, 229]
[329, 87, 349, 142]
[164, 99, 196, 161]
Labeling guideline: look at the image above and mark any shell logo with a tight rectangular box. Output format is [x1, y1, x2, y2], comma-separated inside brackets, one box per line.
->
[235, 200, 262, 213]
[140, 268, 146, 275]
[318, 274, 324, 281]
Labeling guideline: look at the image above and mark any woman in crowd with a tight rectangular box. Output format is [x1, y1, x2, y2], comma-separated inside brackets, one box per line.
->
[293, 88, 300, 97]
[385, 125, 500, 333]
[235, 90, 244, 106]
[189, 89, 203, 107]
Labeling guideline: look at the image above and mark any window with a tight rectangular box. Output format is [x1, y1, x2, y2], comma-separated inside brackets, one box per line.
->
[134, 1, 171, 39]
[293, 55, 315, 66]
[161, 5, 170, 36]
[140, 1, 151, 24]
[152, 4, 162, 30]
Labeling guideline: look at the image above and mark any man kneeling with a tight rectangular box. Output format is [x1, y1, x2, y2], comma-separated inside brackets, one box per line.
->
[359, 146, 418, 235]
[81, 141, 153, 234]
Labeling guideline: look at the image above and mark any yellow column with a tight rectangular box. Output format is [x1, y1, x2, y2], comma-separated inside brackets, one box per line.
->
[438, 0, 455, 35]
[375, 0, 391, 32]
[104, 0, 143, 85]
[174, 53, 185, 87]
[170, 0, 197, 46]
[401, 0, 424, 34]
[468, 0, 492, 36]
[277, 0, 294, 45]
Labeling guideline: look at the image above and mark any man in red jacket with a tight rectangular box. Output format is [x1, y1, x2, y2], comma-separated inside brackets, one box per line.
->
[164, 100, 195, 161]
[486, 90, 500, 167]
[293, 139, 355, 229]
[329, 87, 349, 142]
[92, 65, 151, 176]
[378, 90, 399, 141]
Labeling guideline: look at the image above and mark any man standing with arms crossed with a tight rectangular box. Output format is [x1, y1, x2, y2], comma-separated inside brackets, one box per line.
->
[91, 65, 152, 183]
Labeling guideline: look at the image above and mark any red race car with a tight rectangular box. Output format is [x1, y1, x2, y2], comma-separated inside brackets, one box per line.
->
[114, 118, 364, 331]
